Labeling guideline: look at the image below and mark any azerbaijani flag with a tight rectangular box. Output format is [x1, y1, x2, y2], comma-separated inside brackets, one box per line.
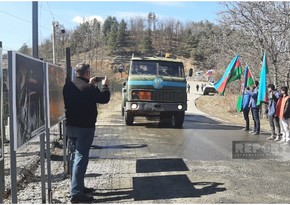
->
[236, 66, 255, 112]
[205, 69, 213, 76]
[214, 55, 243, 95]
[243, 66, 255, 89]
[257, 51, 269, 106]
[236, 94, 243, 112]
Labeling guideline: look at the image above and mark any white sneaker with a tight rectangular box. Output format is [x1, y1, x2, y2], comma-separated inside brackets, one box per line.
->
[274, 136, 281, 141]
[266, 135, 275, 140]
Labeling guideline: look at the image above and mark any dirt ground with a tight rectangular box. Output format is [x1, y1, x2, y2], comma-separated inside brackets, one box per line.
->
[195, 95, 271, 133]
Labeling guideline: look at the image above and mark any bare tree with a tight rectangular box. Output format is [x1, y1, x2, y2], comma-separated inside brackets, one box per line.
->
[219, 1, 290, 86]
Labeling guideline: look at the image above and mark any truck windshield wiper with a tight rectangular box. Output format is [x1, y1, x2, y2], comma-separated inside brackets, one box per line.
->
[160, 69, 173, 80]
[134, 69, 147, 80]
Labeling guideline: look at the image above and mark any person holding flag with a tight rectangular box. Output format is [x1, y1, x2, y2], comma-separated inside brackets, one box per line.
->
[241, 87, 251, 131]
[246, 50, 268, 136]
[246, 80, 260, 135]
[237, 65, 255, 131]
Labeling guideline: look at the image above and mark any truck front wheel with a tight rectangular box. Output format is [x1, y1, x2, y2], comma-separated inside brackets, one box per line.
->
[125, 111, 134, 125]
[121, 106, 125, 116]
[173, 111, 185, 128]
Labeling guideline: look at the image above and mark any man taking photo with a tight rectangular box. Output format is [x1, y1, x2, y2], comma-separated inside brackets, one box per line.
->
[63, 63, 110, 203]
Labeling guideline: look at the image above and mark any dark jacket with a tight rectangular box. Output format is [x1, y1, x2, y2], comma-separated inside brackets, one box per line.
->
[63, 77, 110, 128]
[283, 98, 290, 119]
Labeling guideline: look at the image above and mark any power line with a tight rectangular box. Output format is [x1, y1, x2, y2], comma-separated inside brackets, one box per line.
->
[41, 2, 74, 28]
[39, 2, 44, 47]
[0, 9, 31, 24]
[46, 1, 55, 21]
[0, 9, 51, 32]
[3, 45, 16, 53]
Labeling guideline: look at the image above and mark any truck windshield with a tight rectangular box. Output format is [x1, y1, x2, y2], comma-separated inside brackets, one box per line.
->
[131, 61, 157, 75]
[158, 62, 184, 77]
[130, 60, 185, 77]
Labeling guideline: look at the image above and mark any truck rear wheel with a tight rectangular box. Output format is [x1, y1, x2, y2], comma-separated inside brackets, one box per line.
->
[125, 111, 134, 125]
[173, 111, 185, 128]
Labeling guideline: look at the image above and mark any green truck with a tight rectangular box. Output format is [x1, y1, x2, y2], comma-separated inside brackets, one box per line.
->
[120, 57, 187, 128]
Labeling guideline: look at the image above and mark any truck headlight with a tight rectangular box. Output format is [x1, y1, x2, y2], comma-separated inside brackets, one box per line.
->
[131, 103, 138, 109]
[178, 105, 183, 110]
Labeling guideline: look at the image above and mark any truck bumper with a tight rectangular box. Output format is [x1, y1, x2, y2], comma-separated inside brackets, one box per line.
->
[125, 102, 187, 114]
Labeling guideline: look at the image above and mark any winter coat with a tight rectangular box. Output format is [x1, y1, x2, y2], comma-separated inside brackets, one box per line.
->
[247, 88, 260, 109]
[267, 90, 280, 117]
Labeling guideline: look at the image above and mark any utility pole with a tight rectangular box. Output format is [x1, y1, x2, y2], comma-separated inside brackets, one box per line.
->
[32, 1, 38, 58]
[52, 21, 58, 64]
[52, 21, 66, 65]
[61, 29, 65, 60]
[0, 41, 4, 204]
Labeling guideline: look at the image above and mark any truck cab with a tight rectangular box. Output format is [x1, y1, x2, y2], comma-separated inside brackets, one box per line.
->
[121, 57, 187, 128]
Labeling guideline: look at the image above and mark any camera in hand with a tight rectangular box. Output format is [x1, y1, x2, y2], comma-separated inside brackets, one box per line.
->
[94, 77, 105, 82]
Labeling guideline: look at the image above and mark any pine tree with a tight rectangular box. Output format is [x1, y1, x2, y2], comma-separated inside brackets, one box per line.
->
[142, 30, 153, 55]
[102, 16, 118, 45]
[117, 19, 128, 50]
[18, 43, 31, 56]
[108, 22, 118, 53]
[102, 16, 114, 37]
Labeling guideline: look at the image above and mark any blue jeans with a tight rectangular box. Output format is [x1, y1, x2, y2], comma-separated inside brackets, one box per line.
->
[67, 126, 95, 197]
[243, 109, 250, 130]
[269, 115, 280, 135]
[251, 108, 260, 133]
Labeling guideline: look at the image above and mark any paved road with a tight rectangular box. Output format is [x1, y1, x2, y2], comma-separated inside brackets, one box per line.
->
[6, 79, 290, 203]
[68, 79, 290, 204]
[91, 79, 276, 161]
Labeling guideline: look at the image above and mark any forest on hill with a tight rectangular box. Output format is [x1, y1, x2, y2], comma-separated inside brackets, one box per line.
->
[16, 2, 290, 92]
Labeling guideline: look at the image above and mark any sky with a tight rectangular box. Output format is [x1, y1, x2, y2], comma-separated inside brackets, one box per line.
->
[0, 1, 222, 52]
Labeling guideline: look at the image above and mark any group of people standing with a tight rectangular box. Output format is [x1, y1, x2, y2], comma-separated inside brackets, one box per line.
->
[242, 80, 290, 145]
[187, 83, 206, 93]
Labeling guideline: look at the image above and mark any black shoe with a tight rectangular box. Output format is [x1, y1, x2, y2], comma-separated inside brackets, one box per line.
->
[252, 132, 260, 135]
[242, 128, 249, 131]
[83, 187, 95, 194]
[71, 194, 94, 204]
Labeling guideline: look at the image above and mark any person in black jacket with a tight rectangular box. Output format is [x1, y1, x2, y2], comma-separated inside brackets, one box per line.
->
[63, 63, 110, 203]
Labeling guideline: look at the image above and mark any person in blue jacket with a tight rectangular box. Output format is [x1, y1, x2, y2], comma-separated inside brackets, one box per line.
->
[246, 80, 260, 135]
[265, 84, 281, 140]
[242, 87, 251, 131]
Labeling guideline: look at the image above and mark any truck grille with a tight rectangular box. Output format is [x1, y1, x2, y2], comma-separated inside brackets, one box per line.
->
[151, 90, 184, 102]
